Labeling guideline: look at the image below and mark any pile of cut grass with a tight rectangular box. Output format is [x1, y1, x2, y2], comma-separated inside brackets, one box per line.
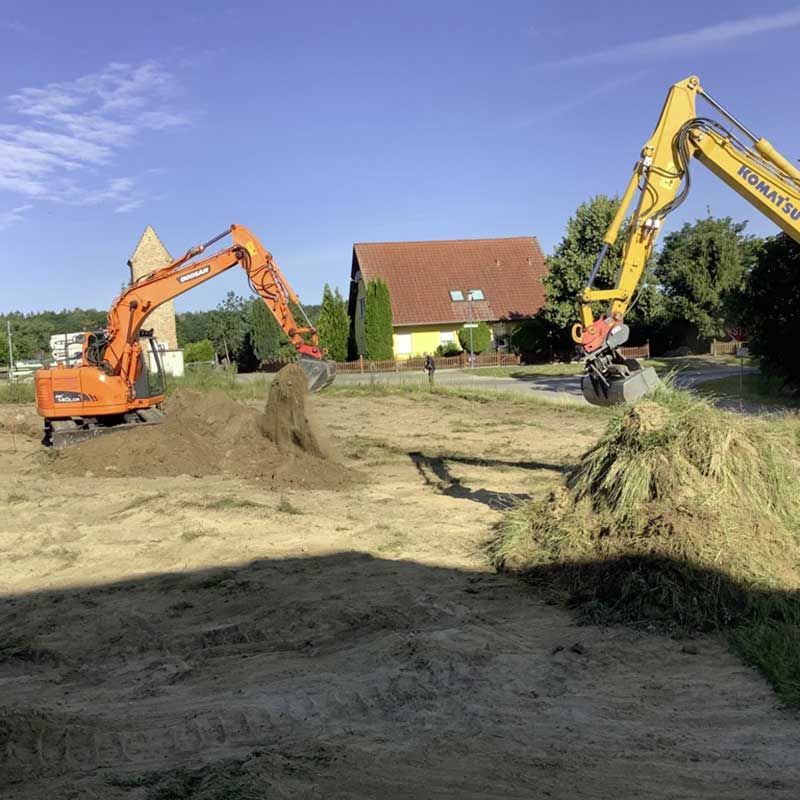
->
[491, 384, 800, 703]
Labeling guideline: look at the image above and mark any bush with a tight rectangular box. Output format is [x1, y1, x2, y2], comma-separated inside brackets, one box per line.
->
[364, 279, 394, 360]
[316, 284, 349, 362]
[740, 234, 800, 393]
[435, 342, 461, 357]
[184, 339, 215, 364]
[457, 322, 491, 354]
[510, 313, 573, 363]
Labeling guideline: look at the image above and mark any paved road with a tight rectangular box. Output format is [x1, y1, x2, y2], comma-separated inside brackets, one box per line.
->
[329, 365, 758, 405]
[238, 363, 763, 410]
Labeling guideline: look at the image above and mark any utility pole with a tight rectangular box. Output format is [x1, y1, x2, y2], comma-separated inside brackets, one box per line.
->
[6, 320, 14, 382]
[467, 291, 475, 367]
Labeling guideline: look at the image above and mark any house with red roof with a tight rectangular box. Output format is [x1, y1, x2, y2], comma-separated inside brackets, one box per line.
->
[347, 236, 548, 358]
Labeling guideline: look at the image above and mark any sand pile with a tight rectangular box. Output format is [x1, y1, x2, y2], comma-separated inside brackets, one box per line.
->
[49, 369, 353, 489]
[261, 363, 329, 457]
[492, 385, 800, 630]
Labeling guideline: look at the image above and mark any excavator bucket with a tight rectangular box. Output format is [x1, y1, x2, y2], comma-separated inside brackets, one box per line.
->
[582, 361, 660, 407]
[297, 357, 337, 393]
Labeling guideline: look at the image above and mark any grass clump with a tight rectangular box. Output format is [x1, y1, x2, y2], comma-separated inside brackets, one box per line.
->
[698, 372, 800, 409]
[276, 496, 303, 515]
[491, 384, 800, 703]
[167, 368, 272, 401]
[0, 381, 35, 404]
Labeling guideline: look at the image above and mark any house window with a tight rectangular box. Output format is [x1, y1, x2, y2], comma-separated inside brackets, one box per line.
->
[395, 333, 412, 355]
[359, 297, 366, 318]
[468, 289, 485, 300]
[449, 290, 464, 301]
[440, 331, 456, 344]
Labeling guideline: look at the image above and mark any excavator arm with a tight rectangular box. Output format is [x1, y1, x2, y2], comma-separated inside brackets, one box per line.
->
[574, 75, 800, 406]
[95, 224, 334, 394]
[35, 224, 335, 446]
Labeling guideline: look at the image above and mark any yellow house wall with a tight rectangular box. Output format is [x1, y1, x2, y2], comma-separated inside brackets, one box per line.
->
[393, 324, 463, 359]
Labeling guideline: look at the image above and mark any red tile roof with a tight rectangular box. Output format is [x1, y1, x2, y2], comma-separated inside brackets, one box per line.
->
[352, 237, 547, 326]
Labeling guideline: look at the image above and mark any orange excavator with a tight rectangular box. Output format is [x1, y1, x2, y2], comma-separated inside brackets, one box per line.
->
[35, 224, 336, 447]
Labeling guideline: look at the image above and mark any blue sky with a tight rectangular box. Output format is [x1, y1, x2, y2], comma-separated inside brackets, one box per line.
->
[2, 0, 800, 313]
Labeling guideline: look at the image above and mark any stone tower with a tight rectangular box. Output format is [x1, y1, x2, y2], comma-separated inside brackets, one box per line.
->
[127, 225, 178, 350]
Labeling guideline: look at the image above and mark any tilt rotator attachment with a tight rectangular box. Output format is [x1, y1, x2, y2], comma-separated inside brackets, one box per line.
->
[573, 302, 660, 407]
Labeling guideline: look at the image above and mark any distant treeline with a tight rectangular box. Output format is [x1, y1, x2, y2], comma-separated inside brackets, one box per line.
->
[1, 309, 108, 363]
[0, 295, 330, 369]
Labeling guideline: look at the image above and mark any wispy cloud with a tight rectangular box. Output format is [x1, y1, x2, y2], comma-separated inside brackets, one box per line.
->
[541, 8, 800, 67]
[0, 61, 190, 221]
[0, 204, 33, 229]
[115, 198, 145, 214]
[517, 72, 647, 127]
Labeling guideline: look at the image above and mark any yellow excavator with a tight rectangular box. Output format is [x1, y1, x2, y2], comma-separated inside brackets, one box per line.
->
[574, 75, 800, 406]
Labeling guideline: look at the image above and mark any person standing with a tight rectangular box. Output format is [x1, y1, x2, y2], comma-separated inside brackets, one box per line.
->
[423, 353, 436, 388]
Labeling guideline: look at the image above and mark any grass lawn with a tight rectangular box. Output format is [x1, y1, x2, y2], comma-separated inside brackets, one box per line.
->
[697, 373, 800, 409]
[466, 363, 583, 379]
[326, 381, 609, 415]
[0, 382, 35, 404]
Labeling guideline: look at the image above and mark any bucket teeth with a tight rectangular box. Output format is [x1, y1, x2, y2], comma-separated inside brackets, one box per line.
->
[582, 367, 660, 407]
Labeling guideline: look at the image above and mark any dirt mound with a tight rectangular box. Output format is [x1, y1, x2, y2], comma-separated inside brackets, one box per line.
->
[261, 363, 328, 457]
[492, 385, 800, 631]
[48, 382, 354, 489]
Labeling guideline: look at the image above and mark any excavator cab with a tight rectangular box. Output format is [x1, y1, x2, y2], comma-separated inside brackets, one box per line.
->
[134, 332, 167, 401]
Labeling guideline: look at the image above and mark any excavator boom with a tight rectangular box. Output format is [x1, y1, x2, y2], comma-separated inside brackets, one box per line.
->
[575, 76, 800, 405]
[35, 224, 336, 446]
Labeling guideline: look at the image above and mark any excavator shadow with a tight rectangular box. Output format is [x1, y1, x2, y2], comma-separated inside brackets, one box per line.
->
[408, 450, 568, 510]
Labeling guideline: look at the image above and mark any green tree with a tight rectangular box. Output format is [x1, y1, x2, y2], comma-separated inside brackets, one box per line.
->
[0, 308, 108, 363]
[247, 299, 288, 362]
[208, 292, 247, 363]
[316, 284, 349, 362]
[183, 339, 215, 363]
[364, 279, 394, 360]
[457, 321, 491, 354]
[176, 311, 214, 346]
[655, 217, 753, 341]
[543, 195, 626, 329]
[739, 233, 800, 391]
[510, 311, 573, 362]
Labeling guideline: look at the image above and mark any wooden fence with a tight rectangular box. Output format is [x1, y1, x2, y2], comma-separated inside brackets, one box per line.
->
[710, 340, 738, 356]
[618, 342, 650, 359]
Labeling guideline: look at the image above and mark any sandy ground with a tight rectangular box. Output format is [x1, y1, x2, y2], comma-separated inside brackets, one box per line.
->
[0, 392, 798, 799]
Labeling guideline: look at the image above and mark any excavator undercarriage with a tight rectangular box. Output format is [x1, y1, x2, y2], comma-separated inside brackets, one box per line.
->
[45, 407, 165, 449]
